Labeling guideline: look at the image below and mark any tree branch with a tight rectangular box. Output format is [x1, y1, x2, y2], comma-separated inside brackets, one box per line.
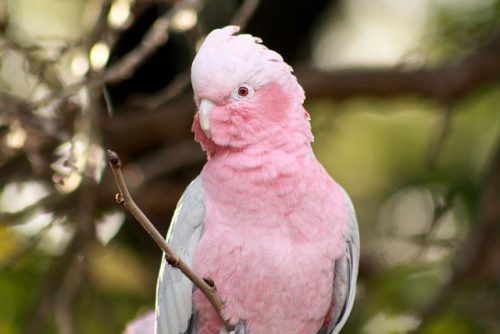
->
[135, 0, 262, 109]
[85, 0, 113, 49]
[230, 0, 261, 30]
[425, 104, 453, 169]
[118, 31, 500, 121]
[106, 149, 234, 332]
[103, 12, 170, 84]
[31, 1, 205, 107]
[0, 194, 60, 226]
[298, 34, 500, 101]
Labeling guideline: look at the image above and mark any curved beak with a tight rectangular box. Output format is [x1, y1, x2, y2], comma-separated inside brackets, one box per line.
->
[198, 99, 215, 137]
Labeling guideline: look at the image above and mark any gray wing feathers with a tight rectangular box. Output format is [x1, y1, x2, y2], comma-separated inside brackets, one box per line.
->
[155, 176, 205, 334]
[329, 188, 360, 334]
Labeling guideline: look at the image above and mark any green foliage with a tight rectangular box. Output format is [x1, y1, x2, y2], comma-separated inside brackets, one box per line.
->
[427, 0, 500, 61]
[424, 312, 486, 334]
[0, 248, 48, 333]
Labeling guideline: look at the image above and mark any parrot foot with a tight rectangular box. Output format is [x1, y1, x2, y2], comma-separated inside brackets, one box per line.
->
[203, 277, 216, 288]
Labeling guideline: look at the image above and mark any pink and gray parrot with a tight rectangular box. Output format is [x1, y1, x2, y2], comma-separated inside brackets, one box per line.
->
[155, 26, 359, 334]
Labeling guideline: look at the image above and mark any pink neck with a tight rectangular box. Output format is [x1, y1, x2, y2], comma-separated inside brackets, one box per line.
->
[193, 104, 313, 162]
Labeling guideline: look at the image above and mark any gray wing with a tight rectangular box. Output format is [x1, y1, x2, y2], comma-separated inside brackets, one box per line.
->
[155, 176, 205, 334]
[326, 188, 360, 334]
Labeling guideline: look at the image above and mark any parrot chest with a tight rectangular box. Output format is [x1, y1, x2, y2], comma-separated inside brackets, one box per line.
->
[192, 154, 349, 333]
[193, 223, 336, 334]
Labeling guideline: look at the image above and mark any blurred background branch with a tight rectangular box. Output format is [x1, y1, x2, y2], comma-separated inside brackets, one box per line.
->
[0, 0, 498, 333]
[298, 33, 500, 101]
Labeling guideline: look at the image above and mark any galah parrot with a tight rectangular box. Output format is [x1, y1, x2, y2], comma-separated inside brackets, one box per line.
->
[155, 26, 359, 334]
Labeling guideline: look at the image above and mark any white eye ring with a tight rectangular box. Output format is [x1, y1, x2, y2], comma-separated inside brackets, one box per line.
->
[231, 84, 254, 101]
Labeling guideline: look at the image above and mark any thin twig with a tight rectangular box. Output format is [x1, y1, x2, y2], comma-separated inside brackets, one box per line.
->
[0, 193, 60, 226]
[106, 149, 234, 332]
[85, 0, 113, 49]
[29, 76, 96, 109]
[415, 189, 456, 260]
[426, 104, 453, 169]
[134, 0, 262, 109]
[103, 14, 170, 84]
[30, 1, 204, 108]
[0, 34, 66, 90]
[230, 0, 261, 28]
[134, 71, 191, 109]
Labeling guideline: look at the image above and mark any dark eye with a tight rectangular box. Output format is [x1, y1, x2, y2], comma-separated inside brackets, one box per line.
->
[238, 86, 249, 97]
[232, 84, 254, 100]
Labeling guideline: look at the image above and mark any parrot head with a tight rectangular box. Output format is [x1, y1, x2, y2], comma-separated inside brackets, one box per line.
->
[190, 26, 311, 155]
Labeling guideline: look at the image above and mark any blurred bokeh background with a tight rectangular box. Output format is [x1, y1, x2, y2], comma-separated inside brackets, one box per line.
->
[0, 0, 499, 333]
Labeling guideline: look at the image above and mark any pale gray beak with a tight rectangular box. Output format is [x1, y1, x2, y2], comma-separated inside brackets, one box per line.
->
[199, 99, 215, 137]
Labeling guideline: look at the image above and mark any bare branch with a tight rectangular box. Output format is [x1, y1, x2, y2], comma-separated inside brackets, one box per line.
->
[415, 189, 457, 260]
[103, 0, 206, 84]
[426, 104, 453, 169]
[298, 34, 500, 101]
[30, 1, 205, 108]
[0, 194, 59, 226]
[123, 31, 500, 116]
[0, 33, 67, 91]
[106, 149, 235, 332]
[85, 0, 113, 49]
[134, 71, 191, 109]
[103, 16, 169, 84]
[230, 0, 261, 29]
[131, 0, 262, 109]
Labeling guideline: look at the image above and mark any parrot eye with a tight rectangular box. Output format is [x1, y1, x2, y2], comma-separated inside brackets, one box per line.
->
[238, 86, 249, 97]
[231, 84, 254, 100]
